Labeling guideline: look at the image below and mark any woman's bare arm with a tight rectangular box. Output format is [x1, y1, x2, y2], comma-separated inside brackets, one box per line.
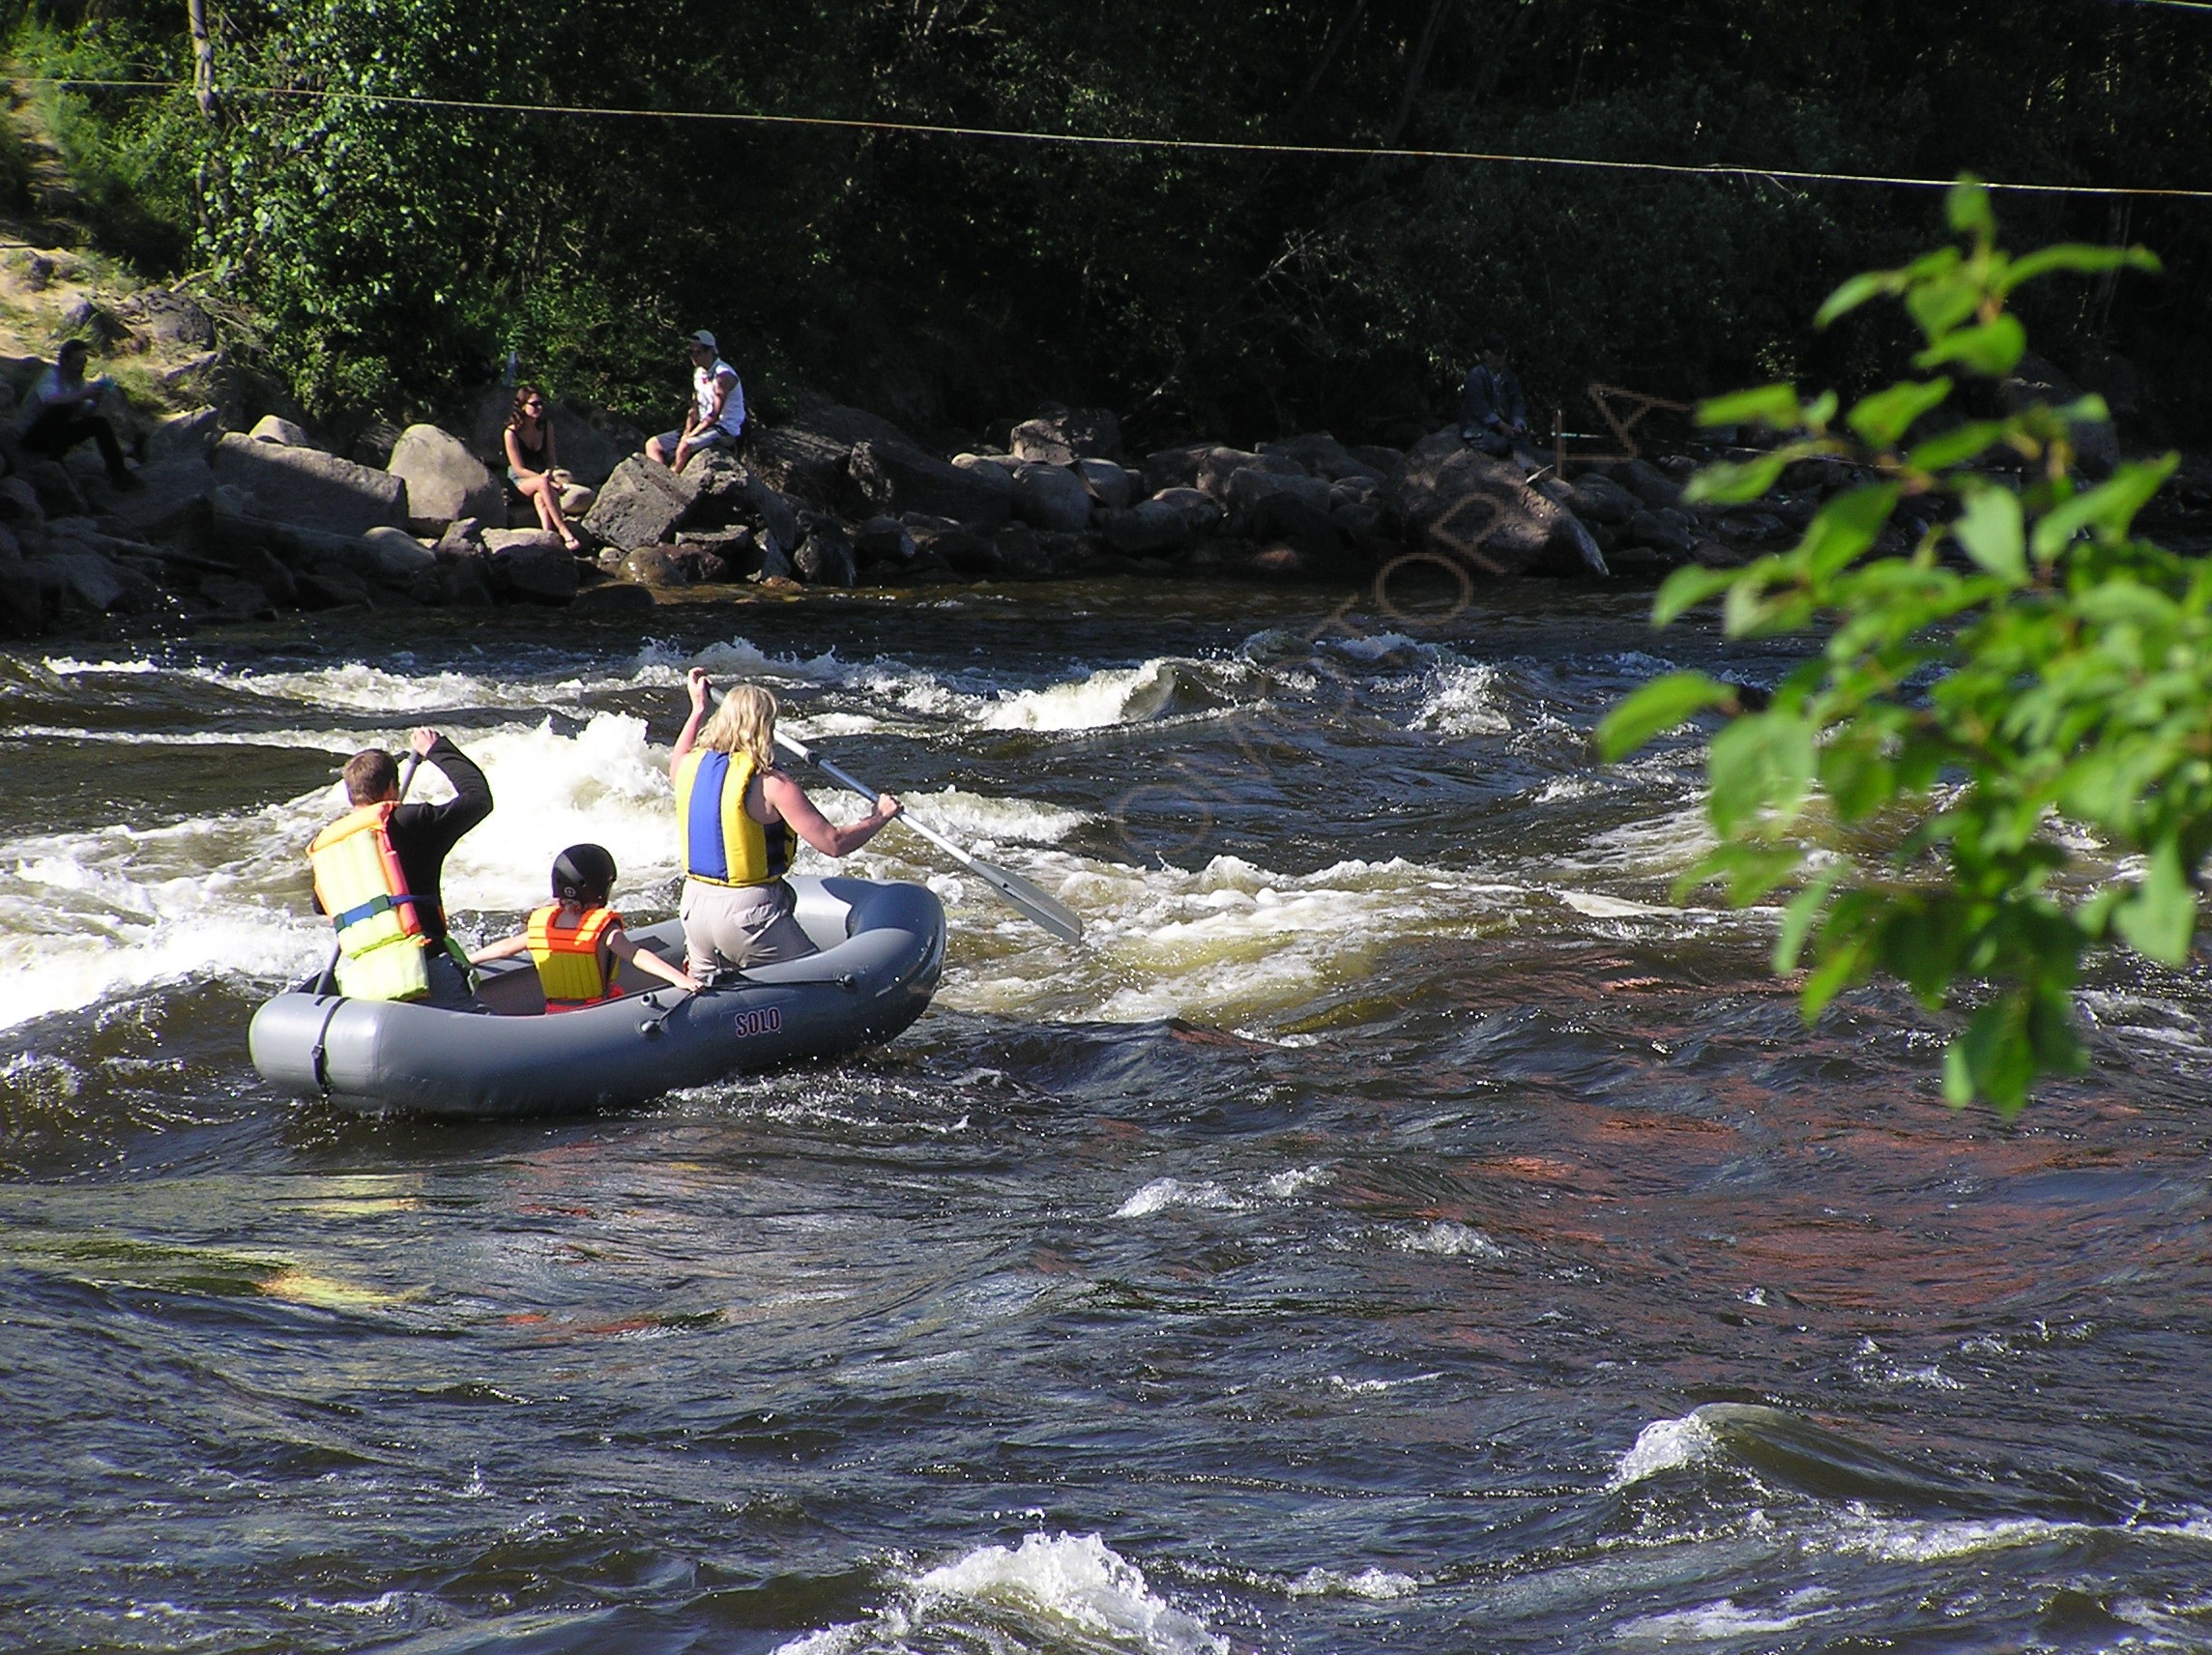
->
[762, 770, 900, 857]
[670, 668, 712, 775]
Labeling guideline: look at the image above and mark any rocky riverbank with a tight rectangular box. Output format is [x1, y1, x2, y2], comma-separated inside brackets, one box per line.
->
[5, 272, 2210, 643]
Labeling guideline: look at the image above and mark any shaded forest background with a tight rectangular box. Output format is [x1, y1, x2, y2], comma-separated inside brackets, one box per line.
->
[4, 0, 2207, 450]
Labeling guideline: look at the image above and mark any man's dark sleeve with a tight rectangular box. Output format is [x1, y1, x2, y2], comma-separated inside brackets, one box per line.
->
[1458, 367, 1499, 430]
[393, 736, 493, 857]
[1500, 370, 1528, 429]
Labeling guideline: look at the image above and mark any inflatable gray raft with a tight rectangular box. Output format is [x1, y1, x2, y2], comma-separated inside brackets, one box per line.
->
[250, 876, 946, 1118]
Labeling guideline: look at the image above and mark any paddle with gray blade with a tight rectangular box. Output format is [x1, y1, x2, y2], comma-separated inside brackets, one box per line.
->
[772, 731, 1085, 944]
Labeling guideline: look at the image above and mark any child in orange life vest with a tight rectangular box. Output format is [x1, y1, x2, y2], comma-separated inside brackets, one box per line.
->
[469, 844, 699, 1011]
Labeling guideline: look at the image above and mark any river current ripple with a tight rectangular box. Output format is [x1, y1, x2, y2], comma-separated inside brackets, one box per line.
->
[3, 582, 2209, 1655]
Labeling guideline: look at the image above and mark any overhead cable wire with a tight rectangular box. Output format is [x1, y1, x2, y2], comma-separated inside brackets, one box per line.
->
[16, 74, 2212, 201]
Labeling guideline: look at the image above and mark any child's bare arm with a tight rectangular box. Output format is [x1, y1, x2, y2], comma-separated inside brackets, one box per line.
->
[606, 925, 700, 993]
[467, 933, 531, 966]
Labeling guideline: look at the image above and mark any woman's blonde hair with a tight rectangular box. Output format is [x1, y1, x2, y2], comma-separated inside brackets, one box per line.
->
[699, 683, 776, 769]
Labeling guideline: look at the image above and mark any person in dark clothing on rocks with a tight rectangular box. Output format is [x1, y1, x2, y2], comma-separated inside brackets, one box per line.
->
[311, 728, 495, 1009]
[1458, 339, 1540, 467]
[20, 339, 134, 488]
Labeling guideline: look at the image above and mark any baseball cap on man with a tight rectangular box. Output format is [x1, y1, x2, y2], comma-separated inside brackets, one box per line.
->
[686, 329, 718, 351]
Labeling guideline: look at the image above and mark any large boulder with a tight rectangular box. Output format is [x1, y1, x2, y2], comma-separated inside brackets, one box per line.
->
[1096, 498, 1193, 556]
[248, 415, 314, 448]
[362, 525, 437, 580]
[1226, 466, 1334, 517]
[1009, 404, 1122, 464]
[1390, 431, 1609, 578]
[742, 473, 800, 557]
[114, 287, 218, 351]
[1143, 444, 1211, 495]
[1010, 462, 1093, 533]
[581, 455, 700, 549]
[97, 456, 215, 543]
[481, 528, 578, 603]
[1076, 457, 1136, 509]
[1258, 433, 1386, 484]
[748, 405, 914, 504]
[147, 408, 221, 464]
[794, 523, 857, 587]
[676, 450, 757, 533]
[849, 439, 1011, 527]
[388, 424, 503, 531]
[210, 433, 408, 538]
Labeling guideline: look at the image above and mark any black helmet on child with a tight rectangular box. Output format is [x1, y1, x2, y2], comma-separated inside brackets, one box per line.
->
[552, 843, 617, 903]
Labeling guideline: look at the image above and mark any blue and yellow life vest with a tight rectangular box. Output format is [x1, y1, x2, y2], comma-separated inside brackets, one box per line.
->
[307, 802, 431, 1002]
[526, 903, 621, 1011]
[672, 749, 791, 886]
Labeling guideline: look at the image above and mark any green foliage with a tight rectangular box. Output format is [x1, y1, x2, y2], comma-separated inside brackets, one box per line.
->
[1597, 181, 2192, 1113]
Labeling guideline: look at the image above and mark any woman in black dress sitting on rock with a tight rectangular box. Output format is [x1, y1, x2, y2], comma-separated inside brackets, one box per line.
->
[503, 384, 582, 551]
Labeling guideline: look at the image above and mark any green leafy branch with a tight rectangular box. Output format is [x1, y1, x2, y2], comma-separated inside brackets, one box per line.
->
[1596, 178, 2194, 1112]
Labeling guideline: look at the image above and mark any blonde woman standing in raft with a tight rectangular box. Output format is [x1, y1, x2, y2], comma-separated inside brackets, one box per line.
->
[670, 669, 901, 976]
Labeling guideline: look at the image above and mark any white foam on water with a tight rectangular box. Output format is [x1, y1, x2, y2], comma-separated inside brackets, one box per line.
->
[42, 654, 163, 676]
[1260, 1164, 1332, 1198]
[3, 724, 366, 754]
[1611, 1412, 1724, 1489]
[0, 796, 335, 1032]
[1395, 1220, 1506, 1259]
[1115, 1177, 1242, 1218]
[915, 1533, 1225, 1655]
[775, 1533, 1225, 1655]
[1613, 1597, 1822, 1642]
[1287, 1565, 1419, 1599]
[888, 786, 1089, 846]
[977, 660, 1179, 732]
[1557, 889, 1689, 920]
[1410, 661, 1512, 737]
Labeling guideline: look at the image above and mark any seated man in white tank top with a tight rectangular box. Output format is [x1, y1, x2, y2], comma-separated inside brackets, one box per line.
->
[646, 329, 746, 472]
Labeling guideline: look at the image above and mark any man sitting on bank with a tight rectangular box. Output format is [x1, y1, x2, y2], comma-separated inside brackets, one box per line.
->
[645, 329, 746, 473]
[1458, 337, 1541, 468]
[308, 728, 493, 1007]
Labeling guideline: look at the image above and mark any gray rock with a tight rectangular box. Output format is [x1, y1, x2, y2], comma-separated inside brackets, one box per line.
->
[1258, 433, 1386, 484]
[0, 523, 19, 563]
[22, 459, 87, 521]
[1197, 448, 1261, 502]
[850, 439, 1013, 527]
[1150, 486, 1223, 534]
[114, 288, 218, 350]
[1097, 499, 1192, 556]
[1010, 462, 1093, 533]
[1076, 457, 1135, 509]
[210, 433, 408, 537]
[434, 518, 483, 558]
[1563, 474, 1640, 526]
[1226, 466, 1334, 516]
[559, 482, 596, 517]
[676, 450, 754, 532]
[953, 452, 1020, 485]
[1623, 509, 1695, 559]
[32, 549, 128, 612]
[743, 474, 800, 556]
[351, 419, 403, 470]
[295, 565, 373, 609]
[581, 455, 700, 548]
[437, 555, 496, 607]
[0, 563, 44, 636]
[1009, 405, 1121, 464]
[389, 424, 503, 530]
[482, 530, 578, 603]
[147, 408, 222, 463]
[248, 415, 313, 448]
[1391, 430, 1608, 579]
[795, 525, 857, 587]
[1143, 444, 1211, 495]
[198, 573, 277, 620]
[96, 456, 215, 544]
[570, 580, 657, 618]
[1349, 444, 1406, 475]
[1250, 493, 1347, 566]
[363, 524, 437, 579]
[1603, 457, 1682, 510]
[914, 525, 1000, 576]
[853, 516, 917, 566]
[0, 478, 43, 528]
[749, 405, 914, 503]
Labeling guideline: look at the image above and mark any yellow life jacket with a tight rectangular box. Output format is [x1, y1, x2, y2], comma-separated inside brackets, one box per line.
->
[526, 903, 622, 1011]
[673, 748, 791, 886]
[307, 802, 430, 1002]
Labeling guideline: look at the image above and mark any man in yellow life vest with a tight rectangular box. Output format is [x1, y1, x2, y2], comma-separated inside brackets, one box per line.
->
[308, 728, 492, 1007]
[469, 843, 699, 1010]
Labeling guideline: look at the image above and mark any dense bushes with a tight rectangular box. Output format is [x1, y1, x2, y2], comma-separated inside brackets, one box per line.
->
[4, 0, 2206, 446]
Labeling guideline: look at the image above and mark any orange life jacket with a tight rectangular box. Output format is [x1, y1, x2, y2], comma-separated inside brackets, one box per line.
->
[526, 903, 622, 1011]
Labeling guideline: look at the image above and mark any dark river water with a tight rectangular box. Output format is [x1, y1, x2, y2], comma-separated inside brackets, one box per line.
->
[4, 574, 2210, 1655]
